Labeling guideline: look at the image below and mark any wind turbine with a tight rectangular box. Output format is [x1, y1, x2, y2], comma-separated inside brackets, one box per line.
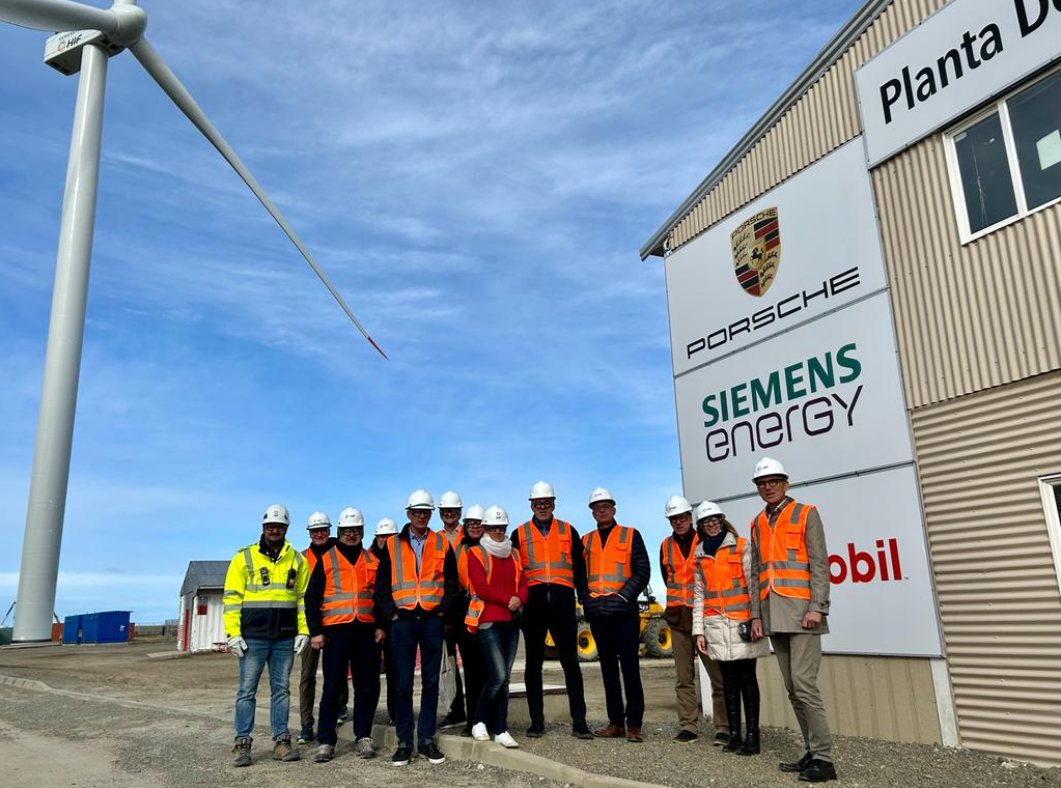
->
[2, 0, 387, 642]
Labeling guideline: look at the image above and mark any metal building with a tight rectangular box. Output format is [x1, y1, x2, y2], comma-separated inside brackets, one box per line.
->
[177, 561, 229, 653]
[642, 0, 1061, 767]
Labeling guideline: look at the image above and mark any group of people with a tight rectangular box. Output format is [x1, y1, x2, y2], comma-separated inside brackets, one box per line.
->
[220, 456, 837, 783]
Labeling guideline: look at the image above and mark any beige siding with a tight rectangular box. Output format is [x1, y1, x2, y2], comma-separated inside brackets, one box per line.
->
[666, 0, 949, 253]
[757, 654, 942, 744]
[912, 371, 1061, 767]
[874, 140, 1061, 409]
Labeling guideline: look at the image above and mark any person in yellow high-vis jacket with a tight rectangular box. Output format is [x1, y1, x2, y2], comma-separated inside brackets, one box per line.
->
[223, 503, 311, 767]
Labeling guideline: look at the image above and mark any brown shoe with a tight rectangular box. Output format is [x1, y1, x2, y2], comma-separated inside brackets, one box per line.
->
[272, 733, 301, 762]
[232, 736, 252, 767]
[594, 724, 625, 738]
[626, 727, 643, 743]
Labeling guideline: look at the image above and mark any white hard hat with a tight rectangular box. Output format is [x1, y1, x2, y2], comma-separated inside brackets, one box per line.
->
[338, 507, 365, 529]
[306, 511, 331, 530]
[482, 505, 510, 528]
[694, 501, 725, 523]
[464, 504, 485, 522]
[374, 517, 399, 536]
[438, 490, 463, 509]
[406, 489, 436, 510]
[587, 487, 615, 507]
[752, 457, 788, 481]
[529, 480, 556, 500]
[263, 504, 290, 527]
[664, 495, 693, 518]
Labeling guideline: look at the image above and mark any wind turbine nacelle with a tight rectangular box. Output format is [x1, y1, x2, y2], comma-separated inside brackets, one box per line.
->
[44, 30, 124, 76]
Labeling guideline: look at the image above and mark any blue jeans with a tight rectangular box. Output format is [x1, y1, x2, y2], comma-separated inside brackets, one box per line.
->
[234, 637, 295, 740]
[390, 615, 444, 749]
[475, 622, 519, 734]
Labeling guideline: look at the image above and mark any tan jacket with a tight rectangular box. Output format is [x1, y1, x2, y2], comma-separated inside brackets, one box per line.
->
[751, 498, 831, 636]
[691, 531, 769, 661]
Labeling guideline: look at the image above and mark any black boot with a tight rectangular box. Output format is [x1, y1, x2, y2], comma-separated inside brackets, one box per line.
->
[722, 677, 743, 752]
[738, 670, 760, 756]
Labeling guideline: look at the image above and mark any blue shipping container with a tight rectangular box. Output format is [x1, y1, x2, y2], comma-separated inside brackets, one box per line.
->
[80, 613, 99, 644]
[62, 614, 81, 645]
[96, 611, 131, 644]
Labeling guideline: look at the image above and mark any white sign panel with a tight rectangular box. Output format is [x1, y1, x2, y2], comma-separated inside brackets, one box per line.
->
[674, 292, 913, 501]
[664, 140, 888, 377]
[709, 466, 943, 657]
[856, 0, 1061, 167]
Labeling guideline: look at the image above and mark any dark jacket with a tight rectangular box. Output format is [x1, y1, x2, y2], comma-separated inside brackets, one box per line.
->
[373, 523, 461, 622]
[582, 523, 651, 619]
[304, 541, 383, 637]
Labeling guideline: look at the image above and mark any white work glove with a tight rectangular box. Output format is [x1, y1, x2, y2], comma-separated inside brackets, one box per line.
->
[228, 636, 248, 658]
[294, 634, 309, 655]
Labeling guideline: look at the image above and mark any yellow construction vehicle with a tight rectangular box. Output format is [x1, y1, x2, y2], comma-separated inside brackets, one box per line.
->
[543, 586, 672, 661]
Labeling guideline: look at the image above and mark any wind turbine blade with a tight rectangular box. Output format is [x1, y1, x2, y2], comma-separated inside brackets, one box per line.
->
[129, 37, 387, 359]
[0, 0, 117, 33]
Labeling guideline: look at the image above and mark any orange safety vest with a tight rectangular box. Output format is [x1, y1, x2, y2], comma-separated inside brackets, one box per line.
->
[304, 547, 322, 574]
[698, 538, 751, 621]
[661, 534, 699, 608]
[442, 526, 464, 546]
[464, 547, 523, 632]
[583, 525, 634, 597]
[320, 547, 378, 625]
[454, 542, 472, 592]
[750, 501, 813, 601]
[515, 519, 575, 588]
[388, 530, 449, 610]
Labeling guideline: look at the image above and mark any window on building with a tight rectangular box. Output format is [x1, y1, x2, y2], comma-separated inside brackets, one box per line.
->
[1037, 475, 1061, 596]
[945, 67, 1061, 243]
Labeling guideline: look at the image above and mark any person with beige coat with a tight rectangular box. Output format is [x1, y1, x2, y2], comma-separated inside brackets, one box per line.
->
[692, 500, 769, 757]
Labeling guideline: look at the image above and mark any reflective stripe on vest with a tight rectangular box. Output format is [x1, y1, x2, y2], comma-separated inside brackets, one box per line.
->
[389, 531, 448, 610]
[698, 537, 751, 621]
[662, 535, 698, 608]
[464, 547, 523, 632]
[751, 502, 813, 601]
[223, 543, 305, 614]
[583, 525, 633, 597]
[304, 547, 321, 574]
[321, 547, 378, 625]
[516, 520, 574, 588]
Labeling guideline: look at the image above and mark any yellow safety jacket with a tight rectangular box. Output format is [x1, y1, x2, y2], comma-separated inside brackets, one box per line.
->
[223, 539, 309, 639]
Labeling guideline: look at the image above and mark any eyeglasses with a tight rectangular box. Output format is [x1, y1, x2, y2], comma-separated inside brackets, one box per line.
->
[409, 510, 431, 519]
[755, 478, 786, 489]
[263, 524, 287, 532]
[590, 504, 615, 512]
[483, 525, 506, 532]
[531, 500, 554, 508]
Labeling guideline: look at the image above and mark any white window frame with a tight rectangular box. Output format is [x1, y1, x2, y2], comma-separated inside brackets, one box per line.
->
[1036, 474, 1061, 597]
[943, 64, 1061, 245]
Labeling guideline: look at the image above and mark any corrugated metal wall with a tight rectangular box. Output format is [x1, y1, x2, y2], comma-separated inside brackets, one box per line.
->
[756, 654, 942, 744]
[912, 371, 1061, 767]
[189, 592, 227, 653]
[873, 140, 1061, 409]
[666, 0, 949, 252]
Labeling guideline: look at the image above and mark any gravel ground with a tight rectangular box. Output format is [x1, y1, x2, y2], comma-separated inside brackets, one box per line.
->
[0, 684, 567, 788]
[516, 720, 1061, 788]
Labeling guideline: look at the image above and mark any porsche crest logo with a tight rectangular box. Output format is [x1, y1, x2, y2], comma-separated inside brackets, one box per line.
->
[731, 208, 780, 297]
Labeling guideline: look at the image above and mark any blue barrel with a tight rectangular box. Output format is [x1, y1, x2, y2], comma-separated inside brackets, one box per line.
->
[62, 614, 82, 645]
[96, 611, 131, 644]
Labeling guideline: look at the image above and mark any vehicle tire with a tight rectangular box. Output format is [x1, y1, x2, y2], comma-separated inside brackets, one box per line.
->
[576, 622, 598, 662]
[644, 617, 673, 658]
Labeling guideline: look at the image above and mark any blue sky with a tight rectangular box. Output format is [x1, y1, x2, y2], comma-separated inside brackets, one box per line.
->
[0, 0, 863, 623]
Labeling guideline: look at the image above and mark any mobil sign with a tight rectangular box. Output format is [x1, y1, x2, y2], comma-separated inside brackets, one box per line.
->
[664, 142, 942, 658]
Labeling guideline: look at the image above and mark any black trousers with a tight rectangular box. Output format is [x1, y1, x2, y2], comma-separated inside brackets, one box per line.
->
[521, 589, 587, 726]
[457, 627, 486, 728]
[589, 612, 644, 728]
[444, 622, 466, 716]
[317, 627, 381, 745]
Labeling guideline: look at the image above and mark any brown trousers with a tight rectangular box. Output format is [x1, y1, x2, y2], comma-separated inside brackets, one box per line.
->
[771, 633, 833, 762]
[668, 607, 726, 733]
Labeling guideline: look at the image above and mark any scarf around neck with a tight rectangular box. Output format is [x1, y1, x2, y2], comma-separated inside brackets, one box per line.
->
[480, 536, 513, 559]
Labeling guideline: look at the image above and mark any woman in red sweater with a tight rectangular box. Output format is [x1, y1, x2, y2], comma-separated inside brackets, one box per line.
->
[467, 505, 529, 749]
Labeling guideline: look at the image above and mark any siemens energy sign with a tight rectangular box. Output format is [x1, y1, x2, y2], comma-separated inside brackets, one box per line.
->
[664, 140, 942, 657]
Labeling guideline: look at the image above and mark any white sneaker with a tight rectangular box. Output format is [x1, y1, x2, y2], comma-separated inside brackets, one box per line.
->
[471, 722, 490, 741]
[493, 731, 519, 749]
